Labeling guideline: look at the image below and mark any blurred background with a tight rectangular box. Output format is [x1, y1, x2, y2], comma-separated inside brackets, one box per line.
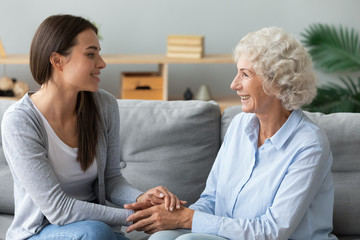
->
[0, 0, 359, 100]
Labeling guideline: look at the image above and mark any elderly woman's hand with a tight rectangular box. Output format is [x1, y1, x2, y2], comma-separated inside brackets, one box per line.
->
[126, 204, 194, 234]
[124, 186, 186, 212]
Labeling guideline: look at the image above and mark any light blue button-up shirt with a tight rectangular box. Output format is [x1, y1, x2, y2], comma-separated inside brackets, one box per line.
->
[190, 109, 337, 240]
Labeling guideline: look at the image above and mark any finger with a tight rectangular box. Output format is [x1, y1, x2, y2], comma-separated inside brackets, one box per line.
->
[148, 193, 165, 205]
[153, 186, 171, 209]
[144, 225, 158, 234]
[153, 186, 168, 199]
[126, 216, 154, 233]
[175, 197, 181, 209]
[145, 226, 163, 235]
[124, 201, 150, 210]
[127, 208, 151, 222]
[158, 187, 171, 210]
[168, 193, 176, 211]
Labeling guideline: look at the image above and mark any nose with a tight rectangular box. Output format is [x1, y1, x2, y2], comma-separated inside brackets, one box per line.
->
[97, 55, 106, 69]
[230, 74, 241, 90]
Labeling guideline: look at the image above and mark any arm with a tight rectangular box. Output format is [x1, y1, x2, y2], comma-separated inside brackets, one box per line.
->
[2, 106, 132, 227]
[99, 91, 183, 210]
[192, 143, 332, 239]
[126, 144, 332, 239]
[100, 92, 143, 205]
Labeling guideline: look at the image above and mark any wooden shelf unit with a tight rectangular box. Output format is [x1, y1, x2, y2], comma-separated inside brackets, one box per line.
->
[0, 53, 234, 101]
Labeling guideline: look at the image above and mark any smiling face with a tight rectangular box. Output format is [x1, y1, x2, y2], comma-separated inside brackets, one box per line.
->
[60, 29, 106, 92]
[231, 55, 279, 115]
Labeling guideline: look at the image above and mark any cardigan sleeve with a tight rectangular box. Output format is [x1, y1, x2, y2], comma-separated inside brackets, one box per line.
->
[95, 90, 143, 206]
[1, 98, 133, 227]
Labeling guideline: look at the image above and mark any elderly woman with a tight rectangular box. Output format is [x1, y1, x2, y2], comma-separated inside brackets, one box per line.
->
[125, 27, 337, 240]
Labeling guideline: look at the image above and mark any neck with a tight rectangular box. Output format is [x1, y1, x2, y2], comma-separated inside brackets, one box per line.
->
[256, 104, 292, 148]
[31, 81, 79, 124]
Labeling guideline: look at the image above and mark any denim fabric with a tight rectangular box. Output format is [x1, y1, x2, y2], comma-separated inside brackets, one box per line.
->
[149, 230, 226, 240]
[28, 220, 129, 240]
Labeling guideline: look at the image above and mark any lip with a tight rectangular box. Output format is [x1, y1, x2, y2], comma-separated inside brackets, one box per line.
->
[238, 94, 250, 102]
[91, 72, 101, 81]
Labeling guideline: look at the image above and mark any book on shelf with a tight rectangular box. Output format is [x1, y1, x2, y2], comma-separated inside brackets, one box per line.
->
[167, 35, 204, 46]
[167, 44, 203, 53]
[166, 51, 203, 59]
[166, 35, 205, 59]
[0, 38, 6, 58]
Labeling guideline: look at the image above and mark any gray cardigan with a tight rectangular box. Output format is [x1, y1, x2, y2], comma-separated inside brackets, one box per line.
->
[1, 90, 142, 240]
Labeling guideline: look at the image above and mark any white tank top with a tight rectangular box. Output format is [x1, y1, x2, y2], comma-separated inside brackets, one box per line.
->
[32, 101, 98, 202]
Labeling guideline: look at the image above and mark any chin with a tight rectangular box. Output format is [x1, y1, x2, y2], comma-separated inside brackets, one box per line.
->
[241, 105, 254, 114]
[242, 109, 254, 114]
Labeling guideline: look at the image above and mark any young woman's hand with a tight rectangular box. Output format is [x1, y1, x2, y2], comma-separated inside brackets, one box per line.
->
[124, 185, 186, 212]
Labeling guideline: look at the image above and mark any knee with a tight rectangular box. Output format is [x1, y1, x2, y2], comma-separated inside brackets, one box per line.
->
[149, 231, 173, 240]
[176, 233, 204, 240]
[176, 234, 194, 240]
[77, 220, 116, 240]
[149, 230, 189, 240]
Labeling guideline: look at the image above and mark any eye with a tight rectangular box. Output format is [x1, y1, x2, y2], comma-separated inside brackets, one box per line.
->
[87, 53, 96, 58]
[242, 72, 249, 78]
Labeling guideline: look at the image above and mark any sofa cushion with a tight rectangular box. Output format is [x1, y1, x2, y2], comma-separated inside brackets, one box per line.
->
[305, 111, 360, 236]
[0, 100, 16, 215]
[222, 106, 360, 236]
[118, 100, 221, 206]
[0, 214, 13, 237]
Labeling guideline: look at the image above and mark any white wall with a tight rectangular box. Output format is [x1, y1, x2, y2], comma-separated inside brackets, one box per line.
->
[0, 0, 359, 99]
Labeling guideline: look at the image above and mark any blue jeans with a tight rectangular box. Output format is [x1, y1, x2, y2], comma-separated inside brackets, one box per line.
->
[149, 229, 227, 240]
[28, 220, 129, 240]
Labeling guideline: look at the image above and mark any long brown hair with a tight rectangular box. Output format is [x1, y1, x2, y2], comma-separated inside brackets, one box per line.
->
[30, 14, 100, 171]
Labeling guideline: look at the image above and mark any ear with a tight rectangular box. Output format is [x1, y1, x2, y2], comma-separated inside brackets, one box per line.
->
[49, 52, 63, 71]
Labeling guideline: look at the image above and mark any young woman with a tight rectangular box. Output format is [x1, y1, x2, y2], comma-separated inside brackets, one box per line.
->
[125, 27, 337, 240]
[1, 14, 182, 240]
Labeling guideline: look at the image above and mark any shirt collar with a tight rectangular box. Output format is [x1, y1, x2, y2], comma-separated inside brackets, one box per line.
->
[245, 114, 260, 149]
[270, 108, 304, 150]
[245, 109, 304, 150]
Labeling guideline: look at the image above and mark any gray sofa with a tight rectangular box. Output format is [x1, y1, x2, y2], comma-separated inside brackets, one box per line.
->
[0, 99, 359, 240]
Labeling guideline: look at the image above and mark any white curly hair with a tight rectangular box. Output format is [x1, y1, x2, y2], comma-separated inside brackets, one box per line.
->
[233, 27, 317, 110]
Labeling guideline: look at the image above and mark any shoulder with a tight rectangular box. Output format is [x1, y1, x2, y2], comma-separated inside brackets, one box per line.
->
[297, 111, 329, 148]
[228, 112, 255, 132]
[93, 89, 117, 106]
[1, 95, 46, 145]
[92, 89, 119, 127]
[223, 112, 255, 143]
[2, 95, 39, 128]
[286, 110, 332, 166]
[93, 89, 118, 113]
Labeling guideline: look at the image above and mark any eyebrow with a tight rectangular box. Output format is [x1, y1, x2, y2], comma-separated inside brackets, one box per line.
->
[240, 68, 255, 74]
[86, 46, 100, 51]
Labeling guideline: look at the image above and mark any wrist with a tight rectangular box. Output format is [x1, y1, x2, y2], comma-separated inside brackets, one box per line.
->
[179, 207, 194, 229]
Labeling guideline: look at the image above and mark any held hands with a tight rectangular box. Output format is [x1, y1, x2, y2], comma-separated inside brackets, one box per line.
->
[124, 186, 190, 234]
[124, 185, 187, 212]
[126, 204, 194, 234]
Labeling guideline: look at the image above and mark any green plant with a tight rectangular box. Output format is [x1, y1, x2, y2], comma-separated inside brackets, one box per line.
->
[301, 23, 360, 113]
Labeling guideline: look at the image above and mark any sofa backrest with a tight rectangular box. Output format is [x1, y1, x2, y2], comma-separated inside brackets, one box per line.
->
[0, 100, 17, 215]
[117, 100, 221, 206]
[0, 99, 221, 214]
[222, 106, 360, 236]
